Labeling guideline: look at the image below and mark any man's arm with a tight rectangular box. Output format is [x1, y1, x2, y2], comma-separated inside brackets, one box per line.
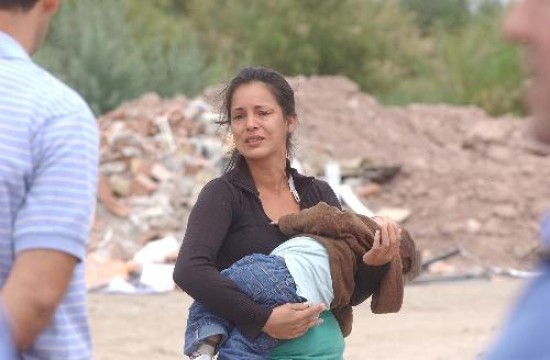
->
[0, 250, 77, 351]
[4, 103, 99, 351]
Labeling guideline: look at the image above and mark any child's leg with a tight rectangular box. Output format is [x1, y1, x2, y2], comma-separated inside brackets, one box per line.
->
[184, 300, 231, 356]
[216, 254, 304, 360]
[217, 327, 274, 360]
[223, 254, 303, 307]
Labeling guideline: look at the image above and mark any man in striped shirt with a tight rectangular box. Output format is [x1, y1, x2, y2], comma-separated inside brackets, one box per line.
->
[0, 0, 98, 358]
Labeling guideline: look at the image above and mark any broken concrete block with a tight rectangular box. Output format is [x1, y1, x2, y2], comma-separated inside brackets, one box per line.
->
[131, 173, 159, 196]
[356, 183, 382, 198]
[120, 145, 143, 158]
[128, 116, 154, 136]
[100, 161, 128, 175]
[85, 253, 132, 290]
[376, 207, 411, 223]
[97, 175, 132, 218]
[133, 236, 180, 265]
[150, 163, 173, 182]
[108, 174, 132, 197]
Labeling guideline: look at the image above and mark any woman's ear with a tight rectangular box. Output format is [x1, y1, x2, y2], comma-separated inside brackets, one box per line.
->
[287, 114, 298, 134]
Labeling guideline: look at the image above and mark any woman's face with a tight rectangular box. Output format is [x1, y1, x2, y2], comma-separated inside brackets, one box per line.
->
[229, 81, 297, 162]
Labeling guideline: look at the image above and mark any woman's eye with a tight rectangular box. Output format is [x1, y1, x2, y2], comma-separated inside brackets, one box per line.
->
[259, 111, 270, 117]
[232, 114, 244, 121]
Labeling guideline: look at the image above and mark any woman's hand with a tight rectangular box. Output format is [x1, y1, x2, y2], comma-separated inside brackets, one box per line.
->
[362, 216, 401, 266]
[262, 302, 326, 339]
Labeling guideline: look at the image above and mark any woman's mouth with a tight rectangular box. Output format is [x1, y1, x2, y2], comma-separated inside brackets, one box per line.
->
[245, 135, 265, 145]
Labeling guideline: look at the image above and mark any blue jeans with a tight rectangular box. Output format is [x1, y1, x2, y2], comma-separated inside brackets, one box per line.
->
[184, 254, 304, 360]
[484, 260, 550, 360]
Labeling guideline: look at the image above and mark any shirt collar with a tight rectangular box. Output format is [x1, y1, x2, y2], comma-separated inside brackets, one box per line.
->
[226, 157, 314, 199]
[0, 30, 31, 61]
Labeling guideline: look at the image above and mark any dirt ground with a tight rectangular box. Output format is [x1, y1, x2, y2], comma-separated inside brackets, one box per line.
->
[89, 278, 525, 360]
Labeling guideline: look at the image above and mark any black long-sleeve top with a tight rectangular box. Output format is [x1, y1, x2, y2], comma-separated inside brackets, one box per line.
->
[173, 160, 389, 339]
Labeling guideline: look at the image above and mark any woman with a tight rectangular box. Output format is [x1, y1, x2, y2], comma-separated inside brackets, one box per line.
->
[173, 66, 400, 359]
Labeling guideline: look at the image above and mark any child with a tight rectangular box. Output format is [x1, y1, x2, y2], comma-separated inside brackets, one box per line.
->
[184, 202, 419, 360]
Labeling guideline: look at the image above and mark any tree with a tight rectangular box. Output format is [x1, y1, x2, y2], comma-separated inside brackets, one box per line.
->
[401, 0, 471, 34]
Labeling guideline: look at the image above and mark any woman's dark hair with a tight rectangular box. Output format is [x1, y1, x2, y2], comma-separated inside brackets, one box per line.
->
[0, 0, 39, 11]
[220, 66, 297, 171]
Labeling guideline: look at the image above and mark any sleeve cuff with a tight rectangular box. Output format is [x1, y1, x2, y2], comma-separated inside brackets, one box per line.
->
[14, 234, 86, 262]
[240, 307, 273, 340]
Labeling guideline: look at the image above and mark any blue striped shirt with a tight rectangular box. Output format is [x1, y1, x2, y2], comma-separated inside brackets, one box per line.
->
[0, 303, 16, 359]
[0, 31, 98, 359]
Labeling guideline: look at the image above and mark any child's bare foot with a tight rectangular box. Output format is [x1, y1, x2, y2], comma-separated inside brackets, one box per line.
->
[189, 335, 222, 360]
[204, 334, 222, 347]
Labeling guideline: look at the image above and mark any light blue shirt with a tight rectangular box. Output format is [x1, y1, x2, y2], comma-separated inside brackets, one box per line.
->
[271, 236, 334, 306]
[0, 304, 15, 360]
[483, 212, 550, 360]
[0, 31, 98, 359]
[541, 212, 550, 250]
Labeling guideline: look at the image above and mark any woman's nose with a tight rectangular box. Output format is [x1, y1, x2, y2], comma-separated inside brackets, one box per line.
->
[245, 114, 258, 130]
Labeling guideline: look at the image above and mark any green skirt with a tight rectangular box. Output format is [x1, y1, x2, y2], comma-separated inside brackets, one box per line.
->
[269, 311, 345, 360]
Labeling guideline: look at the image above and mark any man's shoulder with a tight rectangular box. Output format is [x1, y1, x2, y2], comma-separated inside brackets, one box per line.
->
[2, 59, 93, 120]
[33, 64, 94, 118]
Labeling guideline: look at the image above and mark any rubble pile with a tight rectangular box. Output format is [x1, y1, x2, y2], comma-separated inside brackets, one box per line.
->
[290, 76, 550, 270]
[90, 76, 550, 289]
[90, 93, 224, 263]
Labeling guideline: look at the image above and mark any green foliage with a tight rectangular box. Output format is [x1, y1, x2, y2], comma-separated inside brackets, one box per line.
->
[435, 11, 523, 115]
[380, 8, 523, 116]
[401, 0, 471, 33]
[36, 0, 524, 116]
[36, 0, 220, 114]
[475, 0, 507, 15]
[186, 0, 428, 99]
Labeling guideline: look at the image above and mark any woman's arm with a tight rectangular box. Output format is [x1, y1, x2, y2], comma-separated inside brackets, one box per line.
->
[173, 179, 270, 339]
[263, 302, 326, 339]
[349, 262, 390, 306]
[318, 181, 391, 306]
[352, 216, 400, 305]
